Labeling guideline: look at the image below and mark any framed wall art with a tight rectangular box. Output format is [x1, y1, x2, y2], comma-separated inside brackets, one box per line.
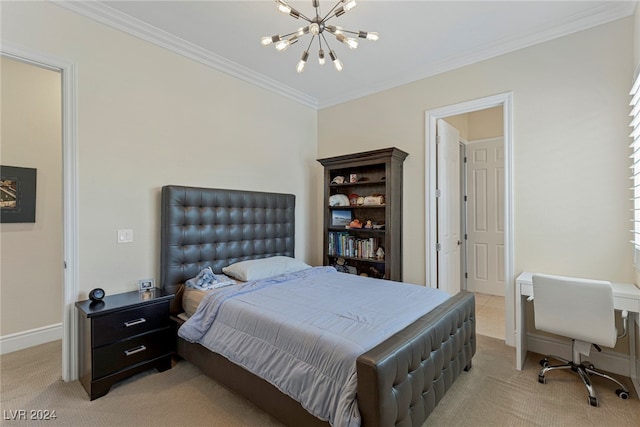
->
[0, 165, 37, 223]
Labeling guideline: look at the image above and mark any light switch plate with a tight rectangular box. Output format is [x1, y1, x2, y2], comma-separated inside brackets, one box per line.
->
[117, 229, 133, 243]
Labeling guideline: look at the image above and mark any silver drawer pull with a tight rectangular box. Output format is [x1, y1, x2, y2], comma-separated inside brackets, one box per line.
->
[124, 345, 146, 356]
[124, 318, 146, 327]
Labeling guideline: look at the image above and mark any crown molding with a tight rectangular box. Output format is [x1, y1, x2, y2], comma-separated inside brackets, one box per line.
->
[52, 0, 318, 109]
[316, 1, 637, 109]
[54, 1, 635, 111]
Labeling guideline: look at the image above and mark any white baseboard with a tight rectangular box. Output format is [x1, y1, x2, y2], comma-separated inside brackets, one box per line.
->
[0, 323, 63, 355]
[526, 332, 630, 377]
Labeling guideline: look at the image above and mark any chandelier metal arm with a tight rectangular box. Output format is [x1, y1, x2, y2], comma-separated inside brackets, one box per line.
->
[336, 29, 359, 36]
[296, 12, 314, 23]
[263, 0, 377, 72]
[321, 1, 343, 23]
[281, 30, 300, 38]
[304, 36, 315, 52]
[320, 32, 333, 51]
[320, 23, 342, 71]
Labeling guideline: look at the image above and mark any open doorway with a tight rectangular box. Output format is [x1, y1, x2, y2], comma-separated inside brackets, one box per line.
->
[445, 108, 505, 296]
[1, 56, 64, 352]
[425, 93, 515, 346]
[443, 109, 505, 340]
[1, 45, 78, 381]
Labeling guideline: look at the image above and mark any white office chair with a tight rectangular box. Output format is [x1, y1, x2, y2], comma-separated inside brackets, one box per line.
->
[531, 273, 630, 407]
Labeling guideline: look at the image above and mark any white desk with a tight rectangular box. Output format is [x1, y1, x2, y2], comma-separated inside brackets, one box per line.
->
[515, 272, 640, 394]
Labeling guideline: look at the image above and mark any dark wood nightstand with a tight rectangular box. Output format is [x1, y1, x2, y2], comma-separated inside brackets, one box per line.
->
[75, 289, 175, 400]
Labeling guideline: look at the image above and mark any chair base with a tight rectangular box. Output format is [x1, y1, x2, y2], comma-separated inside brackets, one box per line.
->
[537, 355, 630, 406]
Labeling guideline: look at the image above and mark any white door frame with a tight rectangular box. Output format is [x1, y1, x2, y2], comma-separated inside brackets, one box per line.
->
[2, 43, 79, 380]
[425, 92, 515, 346]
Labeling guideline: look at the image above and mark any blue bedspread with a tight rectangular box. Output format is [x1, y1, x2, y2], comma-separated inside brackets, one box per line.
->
[178, 266, 450, 427]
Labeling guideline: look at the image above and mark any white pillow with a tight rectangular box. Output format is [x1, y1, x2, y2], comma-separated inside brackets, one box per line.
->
[222, 256, 311, 281]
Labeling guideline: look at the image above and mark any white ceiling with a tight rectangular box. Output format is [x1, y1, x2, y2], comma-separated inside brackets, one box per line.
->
[58, 1, 637, 109]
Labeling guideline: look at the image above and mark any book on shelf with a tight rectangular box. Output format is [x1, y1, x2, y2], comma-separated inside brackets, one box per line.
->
[328, 232, 378, 259]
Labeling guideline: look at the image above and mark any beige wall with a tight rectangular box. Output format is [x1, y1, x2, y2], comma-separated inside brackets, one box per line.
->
[1, 0, 318, 321]
[1, 57, 63, 335]
[1, 2, 637, 346]
[467, 107, 503, 141]
[319, 18, 635, 287]
[444, 106, 503, 141]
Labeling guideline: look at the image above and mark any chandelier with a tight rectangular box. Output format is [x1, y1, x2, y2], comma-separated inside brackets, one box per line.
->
[261, 0, 378, 73]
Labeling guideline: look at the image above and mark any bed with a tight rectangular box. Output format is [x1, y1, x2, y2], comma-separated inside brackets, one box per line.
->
[160, 185, 476, 427]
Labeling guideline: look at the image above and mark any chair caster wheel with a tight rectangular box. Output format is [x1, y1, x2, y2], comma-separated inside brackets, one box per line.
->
[538, 374, 546, 384]
[588, 396, 598, 407]
[616, 389, 630, 400]
[539, 359, 549, 368]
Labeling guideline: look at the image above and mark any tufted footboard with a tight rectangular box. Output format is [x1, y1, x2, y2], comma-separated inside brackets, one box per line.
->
[356, 291, 476, 427]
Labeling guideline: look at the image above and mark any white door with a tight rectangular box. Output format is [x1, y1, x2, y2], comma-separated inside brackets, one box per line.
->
[436, 119, 461, 295]
[465, 138, 505, 296]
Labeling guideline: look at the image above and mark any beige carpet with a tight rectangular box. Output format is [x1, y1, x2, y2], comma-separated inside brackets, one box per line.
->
[1, 335, 639, 426]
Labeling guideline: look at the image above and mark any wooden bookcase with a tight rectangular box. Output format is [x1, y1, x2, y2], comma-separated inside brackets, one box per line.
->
[317, 147, 408, 281]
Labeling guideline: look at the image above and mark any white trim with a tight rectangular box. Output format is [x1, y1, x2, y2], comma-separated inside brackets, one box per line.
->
[1, 43, 79, 381]
[0, 324, 63, 355]
[526, 332, 631, 378]
[425, 92, 515, 346]
[52, 0, 317, 109]
[465, 136, 503, 146]
[51, 1, 634, 111]
[321, 2, 632, 109]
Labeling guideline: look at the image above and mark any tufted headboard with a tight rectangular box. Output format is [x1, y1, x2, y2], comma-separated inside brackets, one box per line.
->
[160, 185, 295, 314]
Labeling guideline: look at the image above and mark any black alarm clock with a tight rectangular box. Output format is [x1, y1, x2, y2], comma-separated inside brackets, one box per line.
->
[89, 288, 105, 302]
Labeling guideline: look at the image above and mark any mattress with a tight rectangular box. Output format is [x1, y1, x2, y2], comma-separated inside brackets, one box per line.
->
[178, 266, 450, 427]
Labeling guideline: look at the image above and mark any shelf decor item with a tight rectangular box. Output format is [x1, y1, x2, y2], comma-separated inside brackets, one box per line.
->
[318, 147, 408, 281]
[331, 209, 352, 227]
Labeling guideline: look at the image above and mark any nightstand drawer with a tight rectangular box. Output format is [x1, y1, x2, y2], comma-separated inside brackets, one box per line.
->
[92, 328, 172, 379]
[92, 301, 169, 347]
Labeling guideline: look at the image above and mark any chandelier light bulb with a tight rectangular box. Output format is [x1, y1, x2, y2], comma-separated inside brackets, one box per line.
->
[345, 38, 358, 49]
[275, 39, 291, 51]
[336, 34, 358, 49]
[262, 35, 280, 46]
[296, 51, 309, 73]
[359, 31, 379, 41]
[309, 23, 320, 36]
[329, 50, 343, 72]
[276, 0, 300, 18]
[343, 0, 357, 12]
[318, 48, 325, 65]
[276, 0, 291, 15]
